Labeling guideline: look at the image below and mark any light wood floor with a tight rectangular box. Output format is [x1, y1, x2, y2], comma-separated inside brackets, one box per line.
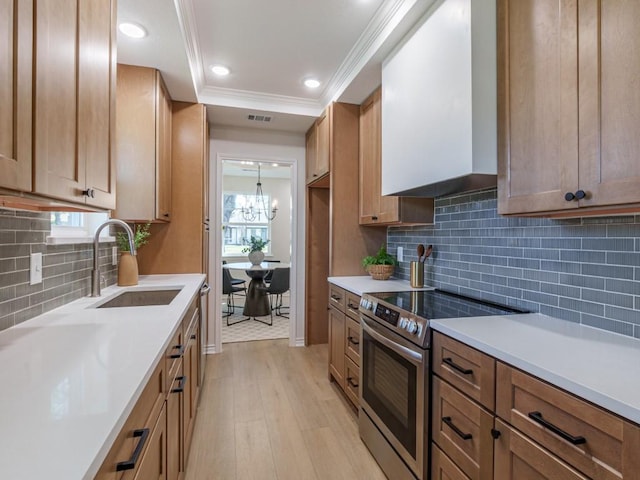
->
[185, 339, 386, 480]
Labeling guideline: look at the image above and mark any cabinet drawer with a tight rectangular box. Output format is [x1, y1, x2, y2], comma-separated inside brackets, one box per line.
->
[432, 376, 493, 480]
[431, 444, 471, 480]
[345, 291, 361, 320]
[95, 360, 165, 479]
[496, 362, 640, 480]
[344, 355, 360, 407]
[165, 327, 185, 392]
[182, 295, 199, 338]
[328, 284, 346, 312]
[494, 419, 588, 480]
[433, 332, 496, 410]
[345, 316, 361, 366]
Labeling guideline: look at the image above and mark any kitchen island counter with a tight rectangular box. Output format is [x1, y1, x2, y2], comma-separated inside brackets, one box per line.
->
[432, 313, 640, 424]
[0, 274, 205, 480]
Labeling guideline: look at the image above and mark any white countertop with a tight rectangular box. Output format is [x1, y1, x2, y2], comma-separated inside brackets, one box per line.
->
[431, 313, 640, 424]
[327, 275, 434, 296]
[0, 274, 205, 480]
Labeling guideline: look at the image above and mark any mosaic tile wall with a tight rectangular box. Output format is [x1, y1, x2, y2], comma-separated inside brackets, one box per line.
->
[387, 188, 640, 338]
[0, 209, 117, 331]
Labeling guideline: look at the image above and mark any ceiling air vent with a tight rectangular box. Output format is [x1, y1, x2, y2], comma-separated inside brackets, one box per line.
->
[247, 114, 272, 123]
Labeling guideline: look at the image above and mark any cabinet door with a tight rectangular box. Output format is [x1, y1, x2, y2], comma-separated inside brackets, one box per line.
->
[497, 0, 580, 215]
[431, 444, 471, 480]
[578, 1, 640, 208]
[328, 306, 345, 388]
[132, 405, 167, 480]
[494, 419, 588, 480]
[0, 0, 32, 192]
[359, 88, 399, 225]
[156, 74, 172, 221]
[33, 0, 115, 208]
[315, 108, 330, 179]
[305, 124, 318, 184]
[167, 371, 183, 480]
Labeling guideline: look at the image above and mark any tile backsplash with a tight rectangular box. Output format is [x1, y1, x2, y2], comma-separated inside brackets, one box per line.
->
[388, 188, 640, 339]
[0, 209, 116, 332]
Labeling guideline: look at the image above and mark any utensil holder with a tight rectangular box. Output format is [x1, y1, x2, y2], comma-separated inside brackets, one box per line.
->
[410, 261, 424, 288]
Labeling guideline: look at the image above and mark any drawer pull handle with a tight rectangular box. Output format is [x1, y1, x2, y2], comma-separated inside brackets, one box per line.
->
[116, 428, 150, 471]
[171, 375, 187, 394]
[528, 411, 586, 445]
[347, 336, 360, 346]
[347, 303, 359, 310]
[442, 416, 472, 440]
[347, 377, 359, 388]
[170, 344, 185, 359]
[443, 357, 473, 375]
[331, 295, 341, 301]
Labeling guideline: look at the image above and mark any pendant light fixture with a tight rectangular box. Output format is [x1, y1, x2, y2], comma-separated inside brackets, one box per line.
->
[240, 164, 278, 222]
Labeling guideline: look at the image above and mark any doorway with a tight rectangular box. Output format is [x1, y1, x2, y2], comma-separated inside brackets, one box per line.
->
[212, 156, 298, 350]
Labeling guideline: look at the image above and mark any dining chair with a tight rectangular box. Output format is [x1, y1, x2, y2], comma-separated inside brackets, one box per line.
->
[263, 260, 281, 284]
[222, 260, 246, 288]
[265, 267, 290, 320]
[222, 268, 247, 325]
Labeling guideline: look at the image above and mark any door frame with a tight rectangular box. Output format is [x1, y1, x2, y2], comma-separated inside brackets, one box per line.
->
[209, 153, 303, 352]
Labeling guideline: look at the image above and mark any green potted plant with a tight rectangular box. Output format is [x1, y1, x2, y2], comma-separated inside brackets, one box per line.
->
[115, 223, 151, 286]
[362, 244, 398, 280]
[242, 235, 270, 265]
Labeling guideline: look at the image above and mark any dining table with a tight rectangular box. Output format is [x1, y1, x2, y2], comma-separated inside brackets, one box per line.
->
[223, 262, 290, 320]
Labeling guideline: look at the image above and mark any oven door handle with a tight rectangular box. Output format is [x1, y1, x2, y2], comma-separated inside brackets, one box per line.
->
[361, 317, 423, 363]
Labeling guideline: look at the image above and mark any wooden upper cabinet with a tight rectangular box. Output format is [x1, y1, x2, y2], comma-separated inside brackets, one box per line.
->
[498, 0, 640, 216]
[114, 65, 172, 222]
[306, 107, 330, 184]
[0, 0, 33, 193]
[33, 0, 116, 210]
[359, 88, 434, 226]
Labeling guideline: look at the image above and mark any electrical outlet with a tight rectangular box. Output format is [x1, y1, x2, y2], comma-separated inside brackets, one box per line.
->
[30, 252, 42, 285]
[112, 246, 118, 266]
[397, 246, 404, 262]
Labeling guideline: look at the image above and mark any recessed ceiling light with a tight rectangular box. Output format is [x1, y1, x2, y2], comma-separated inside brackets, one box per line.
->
[118, 22, 147, 39]
[304, 78, 321, 89]
[211, 65, 230, 76]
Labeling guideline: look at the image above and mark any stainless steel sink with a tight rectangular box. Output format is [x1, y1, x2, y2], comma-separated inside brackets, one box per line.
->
[96, 288, 182, 308]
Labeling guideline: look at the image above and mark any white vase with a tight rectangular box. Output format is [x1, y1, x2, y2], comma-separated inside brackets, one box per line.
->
[248, 250, 264, 266]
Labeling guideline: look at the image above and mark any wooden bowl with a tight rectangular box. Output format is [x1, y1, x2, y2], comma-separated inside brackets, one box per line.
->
[367, 264, 395, 280]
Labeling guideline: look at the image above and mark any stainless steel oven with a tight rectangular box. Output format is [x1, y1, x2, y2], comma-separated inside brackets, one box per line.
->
[358, 290, 526, 480]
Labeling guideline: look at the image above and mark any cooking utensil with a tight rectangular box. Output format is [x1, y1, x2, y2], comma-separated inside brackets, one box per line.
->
[417, 244, 425, 262]
[423, 245, 433, 261]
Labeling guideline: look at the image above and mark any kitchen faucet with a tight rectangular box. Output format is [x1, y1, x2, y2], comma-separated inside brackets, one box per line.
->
[91, 219, 136, 297]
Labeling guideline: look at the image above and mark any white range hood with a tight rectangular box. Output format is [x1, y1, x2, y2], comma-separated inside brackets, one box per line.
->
[381, 0, 496, 198]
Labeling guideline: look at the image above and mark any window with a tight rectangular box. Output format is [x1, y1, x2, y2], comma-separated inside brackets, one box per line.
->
[48, 212, 112, 244]
[222, 192, 271, 256]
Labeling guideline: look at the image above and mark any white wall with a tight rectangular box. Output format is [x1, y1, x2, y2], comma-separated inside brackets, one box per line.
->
[208, 126, 306, 351]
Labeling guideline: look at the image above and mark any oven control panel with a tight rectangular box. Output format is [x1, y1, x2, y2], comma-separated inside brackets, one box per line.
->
[360, 296, 427, 344]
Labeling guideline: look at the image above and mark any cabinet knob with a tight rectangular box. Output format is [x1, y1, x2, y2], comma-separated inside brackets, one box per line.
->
[564, 192, 575, 201]
[575, 189, 586, 200]
[163, 213, 170, 218]
[372, 216, 378, 221]
[565, 190, 587, 202]
[82, 188, 95, 198]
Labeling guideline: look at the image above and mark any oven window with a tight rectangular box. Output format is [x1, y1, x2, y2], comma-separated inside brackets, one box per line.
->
[362, 329, 417, 458]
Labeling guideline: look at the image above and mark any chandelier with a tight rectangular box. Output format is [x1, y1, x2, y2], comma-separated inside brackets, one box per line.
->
[239, 164, 278, 222]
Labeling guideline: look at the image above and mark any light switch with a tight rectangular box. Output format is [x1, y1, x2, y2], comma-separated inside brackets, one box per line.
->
[30, 252, 43, 285]
[397, 246, 404, 262]
[112, 246, 118, 266]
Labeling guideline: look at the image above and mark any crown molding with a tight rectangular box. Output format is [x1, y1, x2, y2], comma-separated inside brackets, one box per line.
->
[320, 0, 421, 106]
[175, 0, 426, 117]
[173, 0, 204, 94]
[199, 86, 324, 117]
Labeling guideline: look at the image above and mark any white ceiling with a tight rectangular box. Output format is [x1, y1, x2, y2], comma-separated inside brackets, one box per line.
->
[117, 0, 438, 133]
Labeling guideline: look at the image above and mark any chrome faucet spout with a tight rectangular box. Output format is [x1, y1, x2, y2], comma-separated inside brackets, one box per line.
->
[91, 219, 136, 297]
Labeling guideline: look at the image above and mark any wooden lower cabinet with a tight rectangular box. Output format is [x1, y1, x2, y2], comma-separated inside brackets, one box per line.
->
[134, 405, 167, 480]
[494, 419, 588, 480]
[328, 305, 345, 389]
[432, 444, 471, 480]
[167, 368, 183, 480]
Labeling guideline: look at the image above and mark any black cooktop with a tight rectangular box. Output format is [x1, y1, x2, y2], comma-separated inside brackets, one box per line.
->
[369, 289, 527, 320]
